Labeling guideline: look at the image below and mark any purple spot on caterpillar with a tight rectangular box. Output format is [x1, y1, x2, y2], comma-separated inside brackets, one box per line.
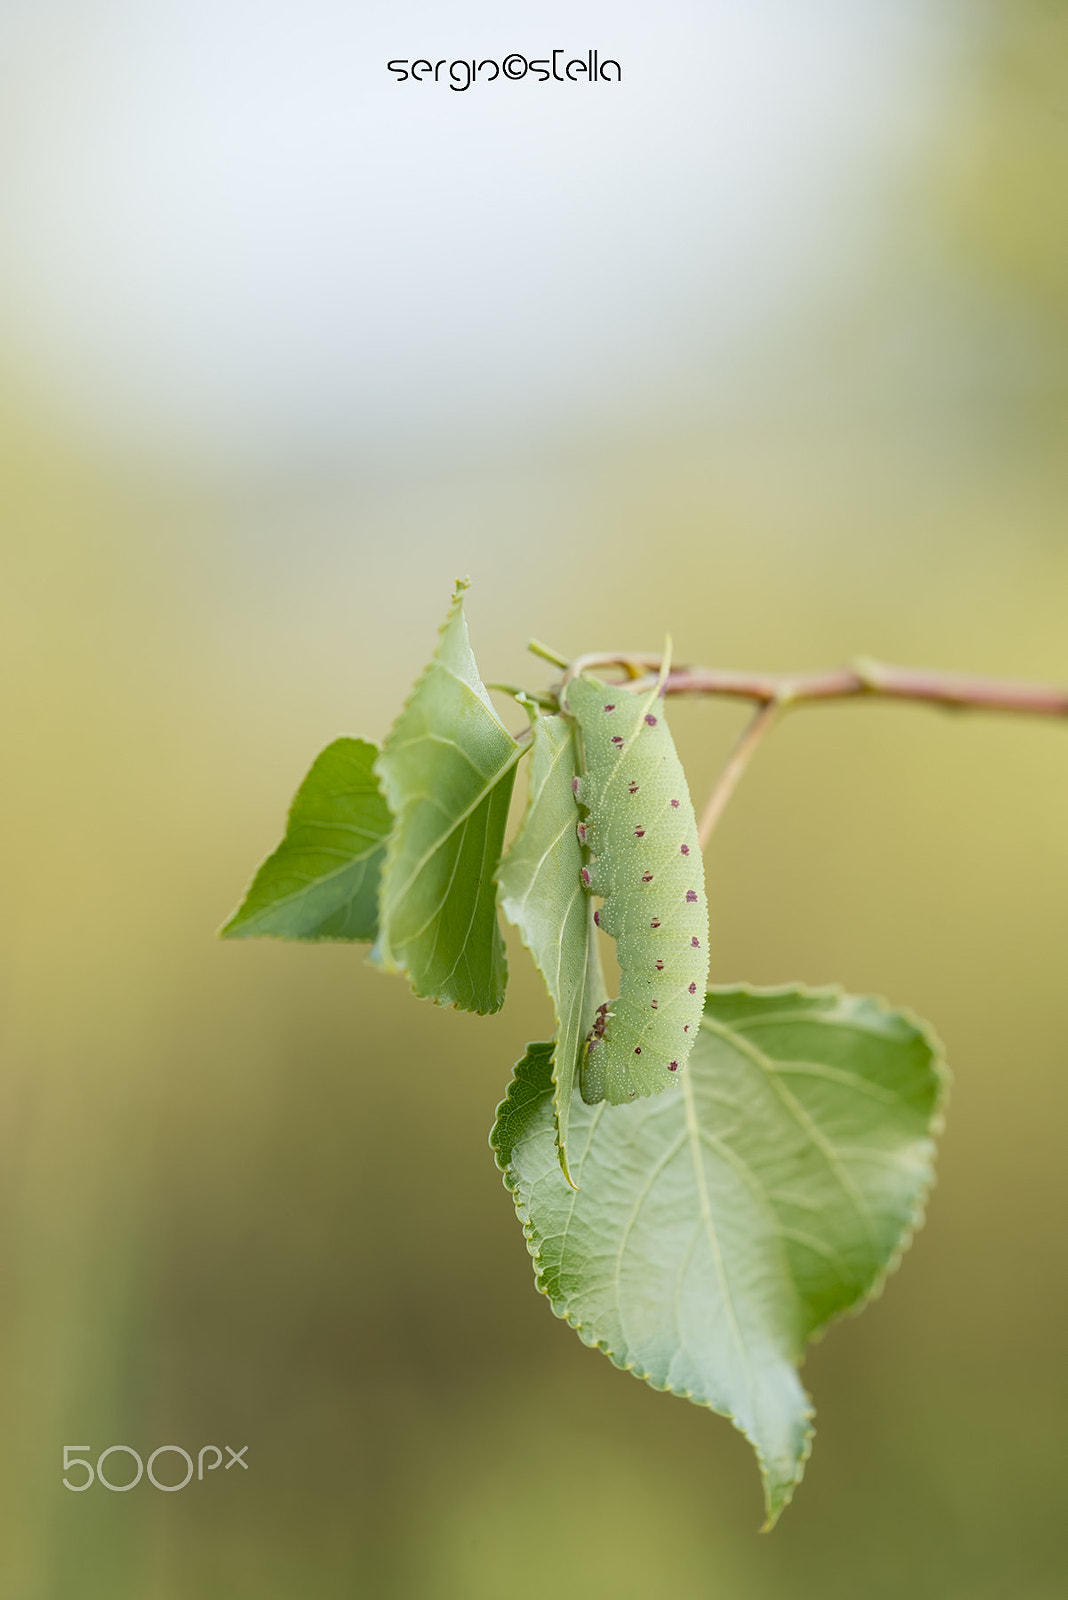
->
[671, 799, 680, 808]
[686, 890, 698, 903]
[580, 867, 591, 887]
[641, 872, 653, 883]
[691, 937, 700, 948]
[576, 823, 588, 843]
[669, 1061, 678, 1071]
[604, 704, 616, 713]
[634, 829, 645, 840]
[688, 982, 697, 994]
[644, 714, 657, 726]
[593, 909, 601, 926]
[684, 1025, 691, 1033]
[634, 1047, 642, 1055]
[572, 777, 579, 795]
[650, 919, 660, 929]
[651, 1000, 658, 1010]
[628, 782, 639, 794]
[655, 959, 664, 971]
[680, 845, 690, 855]
[611, 735, 624, 746]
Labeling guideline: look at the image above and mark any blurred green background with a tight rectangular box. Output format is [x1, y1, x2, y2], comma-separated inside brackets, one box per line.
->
[1, 2, 1067, 1596]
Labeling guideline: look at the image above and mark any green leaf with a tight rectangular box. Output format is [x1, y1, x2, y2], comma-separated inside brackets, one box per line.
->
[493, 985, 947, 1527]
[491, 1040, 557, 1173]
[374, 582, 523, 1014]
[498, 711, 607, 1187]
[220, 738, 391, 942]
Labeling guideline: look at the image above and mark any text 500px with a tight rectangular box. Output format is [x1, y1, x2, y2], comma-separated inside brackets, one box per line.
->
[62, 1444, 248, 1492]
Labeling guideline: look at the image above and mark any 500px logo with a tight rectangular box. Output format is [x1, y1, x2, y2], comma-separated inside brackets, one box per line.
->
[387, 51, 621, 91]
[62, 1444, 248, 1492]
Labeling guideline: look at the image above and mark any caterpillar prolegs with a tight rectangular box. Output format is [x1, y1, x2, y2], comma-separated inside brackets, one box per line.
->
[563, 673, 710, 1105]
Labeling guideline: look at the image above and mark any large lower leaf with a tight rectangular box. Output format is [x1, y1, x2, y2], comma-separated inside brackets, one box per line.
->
[498, 711, 606, 1187]
[220, 738, 391, 942]
[493, 986, 947, 1526]
[374, 582, 523, 1014]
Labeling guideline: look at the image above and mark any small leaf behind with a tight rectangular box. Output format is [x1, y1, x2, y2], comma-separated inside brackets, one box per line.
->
[491, 1040, 557, 1174]
[494, 985, 947, 1526]
[374, 582, 522, 1014]
[498, 711, 606, 1186]
[220, 737, 391, 942]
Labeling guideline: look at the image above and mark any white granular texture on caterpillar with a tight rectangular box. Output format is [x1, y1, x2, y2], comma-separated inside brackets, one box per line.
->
[565, 674, 709, 1106]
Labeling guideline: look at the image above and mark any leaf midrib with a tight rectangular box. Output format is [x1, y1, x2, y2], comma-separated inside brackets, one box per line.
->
[683, 1071, 757, 1407]
[384, 737, 523, 908]
[235, 843, 382, 920]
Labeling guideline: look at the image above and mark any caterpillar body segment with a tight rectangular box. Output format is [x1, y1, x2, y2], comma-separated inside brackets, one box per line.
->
[563, 673, 710, 1105]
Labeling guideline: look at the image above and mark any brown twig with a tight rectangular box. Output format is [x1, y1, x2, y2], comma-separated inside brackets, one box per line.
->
[675, 660, 1068, 717]
[562, 650, 664, 689]
[564, 652, 1067, 847]
[591, 655, 1068, 719]
[548, 651, 1067, 846]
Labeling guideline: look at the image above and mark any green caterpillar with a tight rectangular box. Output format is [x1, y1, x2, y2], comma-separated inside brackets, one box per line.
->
[564, 672, 710, 1105]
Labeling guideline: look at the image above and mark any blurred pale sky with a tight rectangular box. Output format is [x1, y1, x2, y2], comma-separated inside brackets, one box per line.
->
[0, 0, 965, 472]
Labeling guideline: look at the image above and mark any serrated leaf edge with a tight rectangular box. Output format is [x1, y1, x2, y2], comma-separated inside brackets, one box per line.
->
[489, 1038, 805, 1526]
[704, 982, 951, 1343]
[492, 983, 949, 1528]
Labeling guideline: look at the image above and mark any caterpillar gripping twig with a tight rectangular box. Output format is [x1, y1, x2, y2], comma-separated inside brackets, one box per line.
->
[563, 672, 710, 1105]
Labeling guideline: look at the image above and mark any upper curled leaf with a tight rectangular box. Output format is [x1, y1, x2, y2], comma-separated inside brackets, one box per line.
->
[374, 582, 523, 1014]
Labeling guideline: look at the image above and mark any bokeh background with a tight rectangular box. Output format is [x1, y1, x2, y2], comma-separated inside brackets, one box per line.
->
[2, 2, 1066, 1595]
